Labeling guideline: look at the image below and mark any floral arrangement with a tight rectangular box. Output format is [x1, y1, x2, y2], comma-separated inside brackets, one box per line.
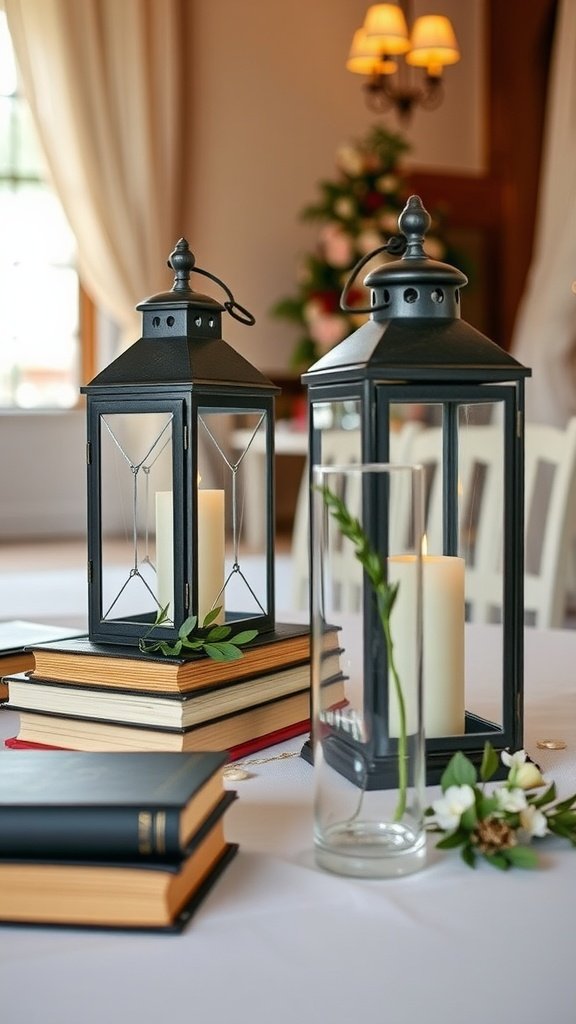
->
[427, 743, 576, 869]
[271, 125, 454, 370]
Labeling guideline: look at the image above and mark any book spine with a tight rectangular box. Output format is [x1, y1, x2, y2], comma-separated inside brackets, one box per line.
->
[0, 806, 182, 861]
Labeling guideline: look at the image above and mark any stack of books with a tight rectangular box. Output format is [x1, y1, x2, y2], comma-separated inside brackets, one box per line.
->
[0, 750, 237, 931]
[4, 624, 344, 756]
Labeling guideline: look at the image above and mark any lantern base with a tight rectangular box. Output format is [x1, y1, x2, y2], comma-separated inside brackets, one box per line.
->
[301, 710, 512, 788]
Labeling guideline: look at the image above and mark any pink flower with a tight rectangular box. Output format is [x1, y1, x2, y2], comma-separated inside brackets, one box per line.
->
[320, 224, 354, 268]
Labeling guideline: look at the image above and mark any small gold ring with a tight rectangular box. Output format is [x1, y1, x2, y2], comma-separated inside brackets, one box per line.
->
[536, 739, 567, 750]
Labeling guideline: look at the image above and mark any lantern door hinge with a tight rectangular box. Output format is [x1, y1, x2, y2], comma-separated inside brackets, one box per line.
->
[184, 425, 189, 450]
[516, 410, 523, 438]
[87, 560, 93, 584]
[86, 442, 92, 465]
[184, 582, 190, 610]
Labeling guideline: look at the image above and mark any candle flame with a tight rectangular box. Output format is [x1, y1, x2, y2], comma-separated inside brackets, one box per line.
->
[421, 533, 428, 557]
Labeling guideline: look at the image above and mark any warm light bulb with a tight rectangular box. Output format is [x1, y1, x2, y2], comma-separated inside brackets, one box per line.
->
[406, 15, 460, 69]
[346, 27, 397, 75]
[363, 3, 410, 55]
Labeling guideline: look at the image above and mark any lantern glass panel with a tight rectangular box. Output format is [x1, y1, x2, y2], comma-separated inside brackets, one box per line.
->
[312, 400, 362, 466]
[100, 410, 173, 627]
[386, 398, 506, 743]
[198, 406, 271, 621]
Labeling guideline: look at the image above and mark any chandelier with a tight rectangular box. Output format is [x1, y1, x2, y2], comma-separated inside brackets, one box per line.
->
[346, 3, 460, 120]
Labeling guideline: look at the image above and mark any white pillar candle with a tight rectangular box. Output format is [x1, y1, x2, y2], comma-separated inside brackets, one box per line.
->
[155, 489, 226, 624]
[388, 554, 465, 738]
[197, 488, 225, 623]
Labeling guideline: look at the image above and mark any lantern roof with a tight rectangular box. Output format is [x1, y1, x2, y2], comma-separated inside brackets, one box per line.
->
[83, 239, 278, 394]
[303, 195, 531, 386]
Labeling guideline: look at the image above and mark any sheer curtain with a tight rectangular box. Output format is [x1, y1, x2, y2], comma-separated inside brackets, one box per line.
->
[510, 0, 576, 427]
[5, 0, 189, 344]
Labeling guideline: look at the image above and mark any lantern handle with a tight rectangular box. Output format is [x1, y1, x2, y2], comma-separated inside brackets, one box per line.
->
[339, 235, 407, 315]
[191, 266, 256, 326]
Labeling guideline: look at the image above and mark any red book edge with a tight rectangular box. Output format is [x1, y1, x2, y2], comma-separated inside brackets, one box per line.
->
[3, 719, 310, 758]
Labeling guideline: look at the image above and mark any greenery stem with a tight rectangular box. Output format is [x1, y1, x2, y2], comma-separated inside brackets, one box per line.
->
[319, 484, 408, 822]
[379, 599, 408, 821]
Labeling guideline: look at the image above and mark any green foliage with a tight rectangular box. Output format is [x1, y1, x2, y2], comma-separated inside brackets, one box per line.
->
[270, 124, 458, 370]
[139, 605, 258, 663]
[426, 741, 576, 871]
[319, 484, 408, 821]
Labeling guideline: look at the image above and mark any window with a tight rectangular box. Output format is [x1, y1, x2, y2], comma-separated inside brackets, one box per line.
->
[0, 11, 82, 409]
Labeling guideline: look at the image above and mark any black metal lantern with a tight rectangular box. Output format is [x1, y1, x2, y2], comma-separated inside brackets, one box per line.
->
[302, 196, 531, 785]
[82, 239, 279, 647]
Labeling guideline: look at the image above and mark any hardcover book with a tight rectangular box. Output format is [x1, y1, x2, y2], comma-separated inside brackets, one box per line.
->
[0, 801, 238, 931]
[0, 749, 232, 861]
[0, 620, 85, 701]
[8, 677, 345, 752]
[5, 718, 312, 759]
[28, 622, 316, 693]
[5, 656, 324, 729]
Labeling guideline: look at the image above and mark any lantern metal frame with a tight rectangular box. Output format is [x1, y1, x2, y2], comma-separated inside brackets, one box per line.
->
[82, 239, 279, 648]
[301, 196, 531, 786]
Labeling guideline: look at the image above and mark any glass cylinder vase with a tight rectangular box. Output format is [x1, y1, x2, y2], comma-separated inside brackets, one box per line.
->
[311, 462, 426, 878]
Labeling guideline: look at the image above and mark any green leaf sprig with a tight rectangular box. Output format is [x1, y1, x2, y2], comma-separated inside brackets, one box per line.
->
[426, 741, 576, 870]
[139, 605, 258, 663]
[319, 484, 407, 821]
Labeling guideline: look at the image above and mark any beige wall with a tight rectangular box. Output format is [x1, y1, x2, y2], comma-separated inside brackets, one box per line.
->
[187, 0, 485, 376]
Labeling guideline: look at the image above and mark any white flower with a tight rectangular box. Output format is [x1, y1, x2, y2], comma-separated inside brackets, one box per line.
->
[502, 750, 545, 790]
[432, 785, 475, 831]
[334, 197, 355, 219]
[320, 223, 354, 268]
[495, 787, 528, 813]
[376, 174, 398, 193]
[501, 749, 528, 768]
[336, 144, 364, 177]
[520, 805, 548, 838]
[514, 763, 546, 790]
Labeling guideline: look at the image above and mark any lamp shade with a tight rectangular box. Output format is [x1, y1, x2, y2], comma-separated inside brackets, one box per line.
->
[406, 15, 460, 72]
[363, 3, 410, 55]
[346, 27, 398, 75]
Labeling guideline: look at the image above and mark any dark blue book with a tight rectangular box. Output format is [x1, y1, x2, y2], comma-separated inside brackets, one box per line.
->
[0, 750, 231, 862]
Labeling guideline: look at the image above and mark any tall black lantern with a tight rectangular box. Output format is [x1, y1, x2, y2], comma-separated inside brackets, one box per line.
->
[82, 239, 279, 647]
[303, 196, 531, 784]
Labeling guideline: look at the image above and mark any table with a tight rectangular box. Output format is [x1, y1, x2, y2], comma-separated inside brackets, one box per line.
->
[1, 624, 576, 1024]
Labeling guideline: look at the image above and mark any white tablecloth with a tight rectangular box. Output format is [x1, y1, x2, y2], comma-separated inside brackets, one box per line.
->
[1, 625, 576, 1024]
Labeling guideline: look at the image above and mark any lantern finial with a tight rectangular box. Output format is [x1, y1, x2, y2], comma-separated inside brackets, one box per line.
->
[168, 238, 196, 293]
[399, 195, 432, 259]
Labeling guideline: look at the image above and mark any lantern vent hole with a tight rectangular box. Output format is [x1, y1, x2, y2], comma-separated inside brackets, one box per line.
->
[167, 315, 175, 327]
[404, 288, 418, 303]
[195, 316, 202, 327]
[431, 289, 444, 304]
[153, 316, 160, 327]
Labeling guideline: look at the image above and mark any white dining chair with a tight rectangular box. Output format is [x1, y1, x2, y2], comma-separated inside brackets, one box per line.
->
[404, 417, 576, 628]
[289, 420, 424, 612]
[290, 415, 576, 627]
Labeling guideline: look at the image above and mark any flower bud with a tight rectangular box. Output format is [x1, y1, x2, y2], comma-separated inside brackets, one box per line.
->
[513, 762, 545, 789]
